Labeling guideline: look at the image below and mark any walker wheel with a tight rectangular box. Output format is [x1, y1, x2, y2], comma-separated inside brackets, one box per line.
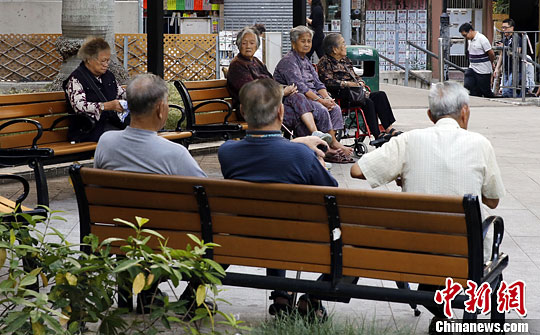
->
[354, 141, 368, 157]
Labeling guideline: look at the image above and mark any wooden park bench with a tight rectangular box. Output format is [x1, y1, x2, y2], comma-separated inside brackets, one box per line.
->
[174, 79, 246, 145]
[0, 91, 192, 206]
[70, 165, 509, 323]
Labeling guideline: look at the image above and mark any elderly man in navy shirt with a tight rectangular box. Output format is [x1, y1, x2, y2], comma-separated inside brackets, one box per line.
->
[218, 78, 337, 319]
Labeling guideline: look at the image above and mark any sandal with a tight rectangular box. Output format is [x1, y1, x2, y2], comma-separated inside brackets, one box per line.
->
[324, 152, 354, 164]
[385, 128, 403, 138]
[268, 291, 294, 316]
[296, 294, 328, 322]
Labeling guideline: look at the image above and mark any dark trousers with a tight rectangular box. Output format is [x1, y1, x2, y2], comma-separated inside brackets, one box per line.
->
[464, 68, 494, 98]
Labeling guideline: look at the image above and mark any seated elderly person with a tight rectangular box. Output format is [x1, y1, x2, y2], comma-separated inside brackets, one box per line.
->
[227, 26, 334, 144]
[274, 25, 353, 162]
[63, 36, 129, 142]
[317, 33, 401, 144]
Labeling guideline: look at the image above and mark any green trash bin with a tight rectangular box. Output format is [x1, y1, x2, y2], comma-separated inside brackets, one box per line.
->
[346, 45, 379, 92]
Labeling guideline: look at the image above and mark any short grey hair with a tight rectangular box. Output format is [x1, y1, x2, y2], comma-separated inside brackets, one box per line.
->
[322, 33, 342, 56]
[235, 27, 260, 50]
[290, 25, 313, 43]
[127, 74, 168, 116]
[239, 78, 283, 128]
[428, 81, 470, 121]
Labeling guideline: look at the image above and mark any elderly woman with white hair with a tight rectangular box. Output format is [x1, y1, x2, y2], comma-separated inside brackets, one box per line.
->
[274, 25, 353, 162]
[226, 26, 313, 126]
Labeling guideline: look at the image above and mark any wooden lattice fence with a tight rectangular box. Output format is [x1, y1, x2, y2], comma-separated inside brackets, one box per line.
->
[0, 33, 217, 82]
[0, 34, 61, 82]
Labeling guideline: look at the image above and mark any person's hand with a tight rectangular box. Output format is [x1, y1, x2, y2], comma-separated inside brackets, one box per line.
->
[291, 136, 328, 158]
[103, 100, 124, 113]
[319, 97, 336, 110]
[283, 84, 298, 96]
[306, 18, 313, 25]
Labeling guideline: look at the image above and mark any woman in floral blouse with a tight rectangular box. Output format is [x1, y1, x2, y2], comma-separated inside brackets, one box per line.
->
[63, 37, 129, 142]
[317, 33, 401, 144]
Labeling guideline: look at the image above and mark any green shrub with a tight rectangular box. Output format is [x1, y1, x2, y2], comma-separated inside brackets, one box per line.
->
[0, 209, 248, 334]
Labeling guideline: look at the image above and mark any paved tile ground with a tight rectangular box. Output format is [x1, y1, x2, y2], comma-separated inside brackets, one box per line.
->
[2, 84, 540, 334]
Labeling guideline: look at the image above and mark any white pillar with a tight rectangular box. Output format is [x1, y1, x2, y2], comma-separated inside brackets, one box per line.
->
[341, 0, 351, 44]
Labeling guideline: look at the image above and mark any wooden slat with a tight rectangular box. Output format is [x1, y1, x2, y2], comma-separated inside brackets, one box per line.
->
[192, 100, 232, 113]
[343, 246, 468, 278]
[0, 129, 69, 149]
[0, 196, 32, 213]
[85, 187, 198, 211]
[0, 91, 65, 105]
[77, 168, 466, 214]
[44, 142, 96, 156]
[216, 255, 330, 274]
[0, 101, 69, 120]
[216, 257, 467, 286]
[159, 131, 192, 141]
[214, 235, 330, 265]
[189, 87, 231, 102]
[0, 115, 68, 134]
[342, 268, 468, 286]
[195, 112, 234, 125]
[91, 225, 200, 250]
[213, 215, 329, 242]
[209, 197, 328, 222]
[340, 207, 467, 234]
[342, 224, 468, 255]
[89, 205, 201, 231]
[184, 80, 227, 90]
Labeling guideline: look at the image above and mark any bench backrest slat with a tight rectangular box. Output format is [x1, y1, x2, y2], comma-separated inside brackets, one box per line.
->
[195, 111, 240, 124]
[1, 129, 69, 149]
[184, 79, 228, 90]
[72, 167, 482, 287]
[0, 91, 66, 105]
[189, 87, 231, 102]
[0, 100, 69, 120]
[0, 115, 69, 134]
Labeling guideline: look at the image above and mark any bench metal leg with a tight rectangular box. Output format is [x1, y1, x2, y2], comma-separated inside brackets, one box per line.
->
[490, 274, 505, 334]
[30, 159, 49, 207]
[396, 281, 421, 316]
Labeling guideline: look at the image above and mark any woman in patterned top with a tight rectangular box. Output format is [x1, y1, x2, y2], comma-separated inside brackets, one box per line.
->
[63, 37, 129, 142]
[317, 33, 401, 144]
[274, 25, 353, 159]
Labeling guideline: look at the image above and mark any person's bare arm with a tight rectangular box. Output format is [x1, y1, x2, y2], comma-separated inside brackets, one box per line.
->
[350, 163, 365, 179]
[487, 49, 496, 64]
[482, 197, 499, 209]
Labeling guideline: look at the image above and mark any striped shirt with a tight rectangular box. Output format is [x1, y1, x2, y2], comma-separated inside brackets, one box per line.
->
[468, 32, 493, 74]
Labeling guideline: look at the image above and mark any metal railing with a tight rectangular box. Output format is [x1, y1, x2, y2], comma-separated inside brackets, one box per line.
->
[493, 30, 540, 102]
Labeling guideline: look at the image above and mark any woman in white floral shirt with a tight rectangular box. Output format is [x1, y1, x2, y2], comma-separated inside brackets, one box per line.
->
[63, 37, 129, 142]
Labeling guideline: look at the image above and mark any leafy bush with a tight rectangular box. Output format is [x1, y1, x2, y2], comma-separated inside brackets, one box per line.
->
[0, 209, 248, 334]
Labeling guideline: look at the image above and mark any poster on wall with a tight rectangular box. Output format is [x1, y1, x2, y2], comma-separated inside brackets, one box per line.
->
[366, 0, 426, 10]
[331, 20, 341, 32]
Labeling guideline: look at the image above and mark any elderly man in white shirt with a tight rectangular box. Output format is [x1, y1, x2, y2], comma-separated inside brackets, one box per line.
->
[351, 81, 504, 208]
[350, 81, 505, 333]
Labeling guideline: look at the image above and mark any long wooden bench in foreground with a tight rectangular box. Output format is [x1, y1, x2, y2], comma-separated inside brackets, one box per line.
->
[0, 91, 191, 206]
[70, 165, 508, 323]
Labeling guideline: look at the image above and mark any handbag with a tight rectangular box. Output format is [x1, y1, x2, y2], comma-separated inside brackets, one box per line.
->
[339, 85, 367, 107]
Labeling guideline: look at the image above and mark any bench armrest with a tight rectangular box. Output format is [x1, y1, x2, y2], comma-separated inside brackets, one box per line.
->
[48, 113, 95, 135]
[192, 99, 233, 125]
[0, 118, 43, 149]
[0, 174, 30, 212]
[168, 104, 186, 131]
[482, 215, 504, 263]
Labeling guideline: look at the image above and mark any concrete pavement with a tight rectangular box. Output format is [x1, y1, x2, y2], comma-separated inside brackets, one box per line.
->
[2, 83, 540, 333]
